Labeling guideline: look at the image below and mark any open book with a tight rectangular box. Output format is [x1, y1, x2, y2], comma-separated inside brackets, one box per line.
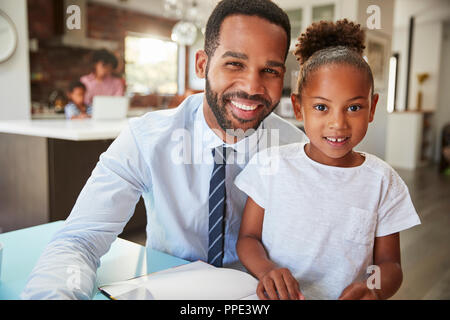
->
[99, 261, 259, 300]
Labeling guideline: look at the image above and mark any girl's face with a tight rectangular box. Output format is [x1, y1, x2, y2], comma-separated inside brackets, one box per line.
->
[291, 64, 378, 167]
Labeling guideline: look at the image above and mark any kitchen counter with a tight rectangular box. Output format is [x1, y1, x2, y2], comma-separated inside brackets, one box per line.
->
[0, 118, 146, 234]
[0, 119, 129, 141]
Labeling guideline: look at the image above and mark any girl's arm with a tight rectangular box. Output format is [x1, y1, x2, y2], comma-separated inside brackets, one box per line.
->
[237, 197, 304, 300]
[339, 233, 403, 300]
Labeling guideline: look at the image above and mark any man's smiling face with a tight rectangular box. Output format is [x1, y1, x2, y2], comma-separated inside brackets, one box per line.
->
[196, 14, 287, 136]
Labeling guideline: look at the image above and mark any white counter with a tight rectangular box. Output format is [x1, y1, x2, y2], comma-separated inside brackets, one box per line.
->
[0, 119, 129, 141]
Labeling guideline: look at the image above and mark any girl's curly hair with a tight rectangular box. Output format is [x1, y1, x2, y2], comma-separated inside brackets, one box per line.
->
[292, 19, 374, 97]
[294, 19, 365, 65]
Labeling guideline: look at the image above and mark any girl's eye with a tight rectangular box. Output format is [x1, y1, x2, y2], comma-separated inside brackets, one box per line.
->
[348, 105, 361, 112]
[314, 104, 327, 112]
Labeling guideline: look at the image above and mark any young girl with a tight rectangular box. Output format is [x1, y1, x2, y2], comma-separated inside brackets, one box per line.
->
[234, 19, 421, 300]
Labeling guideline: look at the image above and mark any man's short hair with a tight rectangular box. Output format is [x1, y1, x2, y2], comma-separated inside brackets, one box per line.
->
[204, 0, 291, 60]
[92, 49, 118, 69]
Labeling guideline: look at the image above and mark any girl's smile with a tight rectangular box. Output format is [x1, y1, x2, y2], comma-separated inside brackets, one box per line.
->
[323, 135, 351, 146]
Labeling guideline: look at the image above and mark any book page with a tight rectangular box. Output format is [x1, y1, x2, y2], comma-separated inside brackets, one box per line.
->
[100, 261, 259, 300]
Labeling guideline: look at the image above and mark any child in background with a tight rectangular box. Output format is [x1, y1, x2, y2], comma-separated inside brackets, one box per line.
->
[235, 19, 421, 300]
[65, 81, 92, 120]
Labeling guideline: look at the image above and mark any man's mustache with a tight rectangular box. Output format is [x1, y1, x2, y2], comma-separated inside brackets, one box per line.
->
[222, 91, 272, 109]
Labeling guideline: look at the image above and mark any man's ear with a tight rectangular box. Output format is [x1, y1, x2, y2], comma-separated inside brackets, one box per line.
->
[195, 50, 208, 79]
[291, 93, 303, 122]
[369, 93, 379, 123]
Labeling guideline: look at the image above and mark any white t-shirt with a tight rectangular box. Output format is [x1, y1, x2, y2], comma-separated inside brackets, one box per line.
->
[234, 142, 421, 300]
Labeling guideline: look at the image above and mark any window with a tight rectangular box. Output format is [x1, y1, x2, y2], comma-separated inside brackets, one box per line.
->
[125, 35, 178, 94]
[286, 8, 303, 42]
[312, 4, 335, 22]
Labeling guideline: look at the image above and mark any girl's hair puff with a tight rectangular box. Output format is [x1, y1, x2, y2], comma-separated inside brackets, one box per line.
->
[293, 19, 374, 97]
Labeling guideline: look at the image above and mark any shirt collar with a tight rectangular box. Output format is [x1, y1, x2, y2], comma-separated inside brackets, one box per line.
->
[194, 99, 265, 162]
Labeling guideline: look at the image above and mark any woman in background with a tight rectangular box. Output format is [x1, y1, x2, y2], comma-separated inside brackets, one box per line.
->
[80, 49, 125, 105]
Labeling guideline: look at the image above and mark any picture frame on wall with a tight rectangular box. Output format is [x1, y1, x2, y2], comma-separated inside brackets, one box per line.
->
[364, 31, 390, 91]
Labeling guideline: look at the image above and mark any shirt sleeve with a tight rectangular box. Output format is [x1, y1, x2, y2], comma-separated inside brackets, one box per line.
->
[21, 124, 152, 300]
[375, 168, 421, 237]
[64, 104, 78, 120]
[234, 148, 277, 209]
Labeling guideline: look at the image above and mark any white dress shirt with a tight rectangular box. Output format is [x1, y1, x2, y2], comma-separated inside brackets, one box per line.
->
[21, 93, 307, 299]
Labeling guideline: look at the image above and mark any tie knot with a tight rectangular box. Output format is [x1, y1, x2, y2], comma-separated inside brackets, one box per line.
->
[212, 146, 227, 165]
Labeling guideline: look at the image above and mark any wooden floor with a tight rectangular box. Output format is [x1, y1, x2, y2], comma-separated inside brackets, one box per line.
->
[124, 165, 450, 300]
[391, 165, 450, 300]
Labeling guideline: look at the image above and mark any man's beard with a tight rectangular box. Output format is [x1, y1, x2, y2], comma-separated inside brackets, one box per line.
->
[205, 77, 279, 135]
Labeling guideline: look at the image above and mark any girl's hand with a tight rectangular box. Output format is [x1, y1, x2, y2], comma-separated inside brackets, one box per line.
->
[257, 268, 305, 300]
[338, 282, 380, 300]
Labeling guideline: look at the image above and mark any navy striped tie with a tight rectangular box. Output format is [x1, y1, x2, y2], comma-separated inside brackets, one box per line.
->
[208, 146, 226, 267]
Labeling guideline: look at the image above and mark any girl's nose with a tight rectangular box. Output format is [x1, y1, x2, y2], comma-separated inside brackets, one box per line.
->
[328, 111, 349, 130]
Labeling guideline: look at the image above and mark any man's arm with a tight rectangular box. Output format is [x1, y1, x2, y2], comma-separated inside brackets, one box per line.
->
[21, 125, 151, 299]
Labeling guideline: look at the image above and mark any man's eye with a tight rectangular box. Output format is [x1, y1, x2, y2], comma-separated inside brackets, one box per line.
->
[263, 68, 279, 75]
[348, 105, 361, 112]
[226, 62, 243, 68]
[314, 104, 327, 111]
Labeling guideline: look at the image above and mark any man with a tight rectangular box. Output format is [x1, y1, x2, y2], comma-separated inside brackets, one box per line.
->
[22, 0, 306, 299]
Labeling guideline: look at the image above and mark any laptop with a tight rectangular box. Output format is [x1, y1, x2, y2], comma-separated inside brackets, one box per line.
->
[92, 96, 129, 120]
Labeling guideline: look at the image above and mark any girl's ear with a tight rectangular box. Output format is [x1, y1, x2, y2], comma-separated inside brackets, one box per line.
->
[369, 93, 379, 123]
[291, 93, 303, 122]
[195, 50, 208, 79]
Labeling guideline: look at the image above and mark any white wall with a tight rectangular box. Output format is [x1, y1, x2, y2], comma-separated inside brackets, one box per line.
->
[390, 0, 450, 163]
[355, 0, 395, 160]
[408, 22, 443, 111]
[434, 21, 450, 162]
[0, 0, 31, 120]
[392, 0, 450, 111]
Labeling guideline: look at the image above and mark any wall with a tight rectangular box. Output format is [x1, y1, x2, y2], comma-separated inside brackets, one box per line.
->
[392, 0, 450, 111]
[390, 0, 450, 162]
[0, 0, 31, 120]
[434, 21, 450, 162]
[355, 0, 394, 159]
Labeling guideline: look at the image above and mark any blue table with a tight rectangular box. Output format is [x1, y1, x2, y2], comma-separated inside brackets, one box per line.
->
[0, 221, 189, 300]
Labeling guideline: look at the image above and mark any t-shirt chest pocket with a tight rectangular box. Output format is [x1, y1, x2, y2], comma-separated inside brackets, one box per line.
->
[343, 207, 377, 246]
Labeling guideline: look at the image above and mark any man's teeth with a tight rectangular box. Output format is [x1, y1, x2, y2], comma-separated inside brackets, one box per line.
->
[231, 100, 258, 111]
[326, 137, 348, 142]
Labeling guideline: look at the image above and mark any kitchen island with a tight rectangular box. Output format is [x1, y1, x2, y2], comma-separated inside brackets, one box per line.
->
[0, 119, 146, 235]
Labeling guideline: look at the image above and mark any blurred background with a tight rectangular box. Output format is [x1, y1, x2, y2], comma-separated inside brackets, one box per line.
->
[0, 0, 449, 299]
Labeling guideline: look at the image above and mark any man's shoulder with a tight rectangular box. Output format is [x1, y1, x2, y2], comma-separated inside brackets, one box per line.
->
[263, 113, 307, 145]
[127, 93, 203, 144]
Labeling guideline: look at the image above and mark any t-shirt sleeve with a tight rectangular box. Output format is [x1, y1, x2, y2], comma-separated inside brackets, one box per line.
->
[375, 169, 421, 237]
[234, 148, 277, 209]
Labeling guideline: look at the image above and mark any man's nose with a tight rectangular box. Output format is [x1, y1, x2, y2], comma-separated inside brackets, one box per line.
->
[241, 70, 265, 96]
